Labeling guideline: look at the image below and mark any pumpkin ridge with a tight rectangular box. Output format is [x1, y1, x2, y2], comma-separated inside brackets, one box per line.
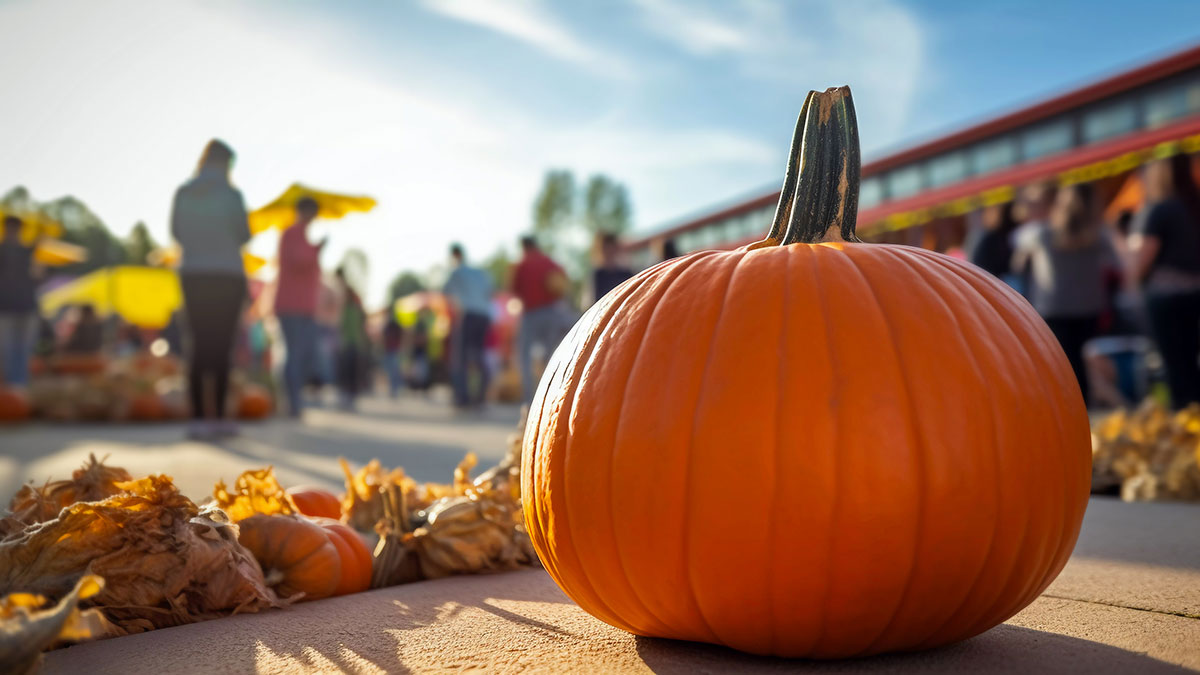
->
[802, 244, 843, 657]
[865, 246, 1006, 650]
[930, 254, 1084, 632]
[673, 251, 755, 646]
[564, 262, 689, 635]
[593, 253, 728, 638]
[915, 249, 1053, 645]
[539, 266, 671, 631]
[764, 247, 793, 655]
[823, 245, 927, 656]
[923, 253, 1078, 637]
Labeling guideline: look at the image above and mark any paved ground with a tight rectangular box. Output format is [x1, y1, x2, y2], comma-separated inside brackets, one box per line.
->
[4, 393, 1198, 673]
[0, 390, 524, 502]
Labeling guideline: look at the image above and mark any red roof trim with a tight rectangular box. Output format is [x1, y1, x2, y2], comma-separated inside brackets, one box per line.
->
[862, 43, 1200, 175]
[627, 43, 1200, 250]
[857, 114, 1200, 226]
[627, 115, 1200, 252]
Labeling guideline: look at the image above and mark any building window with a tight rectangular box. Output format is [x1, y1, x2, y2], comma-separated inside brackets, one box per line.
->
[886, 165, 923, 200]
[860, 177, 883, 208]
[1144, 79, 1200, 128]
[928, 151, 969, 188]
[970, 136, 1017, 174]
[1021, 118, 1073, 160]
[1082, 99, 1138, 144]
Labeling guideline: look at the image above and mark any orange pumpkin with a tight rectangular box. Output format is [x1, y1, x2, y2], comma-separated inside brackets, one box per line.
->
[127, 392, 166, 421]
[237, 384, 272, 419]
[237, 514, 341, 601]
[287, 486, 343, 520]
[0, 387, 31, 423]
[521, 87, 1091, 658]
[311, 517, 373, 595]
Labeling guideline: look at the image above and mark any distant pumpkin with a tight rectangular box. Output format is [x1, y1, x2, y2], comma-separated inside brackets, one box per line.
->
[521, 87, 1091, 658]
[0, 387, 31, 423]
[237, 384, 272, 419]
[127, 392, 166, 422]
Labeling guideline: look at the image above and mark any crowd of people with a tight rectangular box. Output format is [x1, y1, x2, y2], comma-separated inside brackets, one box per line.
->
[4, 138, 1199, 434]
[968, 153, 1200, 409]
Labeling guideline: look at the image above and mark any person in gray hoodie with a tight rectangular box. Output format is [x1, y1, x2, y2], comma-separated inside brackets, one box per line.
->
[171, 139, 251, 438]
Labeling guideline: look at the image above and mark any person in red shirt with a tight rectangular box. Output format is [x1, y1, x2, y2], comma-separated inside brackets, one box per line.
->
[274, 197, 325, 417]
[511, 235, 570, 401]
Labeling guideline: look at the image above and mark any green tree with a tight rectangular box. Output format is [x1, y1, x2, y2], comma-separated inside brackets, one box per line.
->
[124, 221, 158, 265]
[482, 247, 513, 290]
[387, 271, 425, 302]
[582, 175, 631, 237]
[531, 169, 575, 251]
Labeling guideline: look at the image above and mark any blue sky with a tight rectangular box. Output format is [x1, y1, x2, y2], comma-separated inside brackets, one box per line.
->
[0, 0, 1197, 305]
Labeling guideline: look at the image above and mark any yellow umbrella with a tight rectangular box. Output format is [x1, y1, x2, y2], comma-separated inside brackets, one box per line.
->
[34, 239, 88, 266]
[248, 183, 376, 235]
[0, 208, 64, 244]
[41, 266, 182, 329]
[148, 245, 267, 276]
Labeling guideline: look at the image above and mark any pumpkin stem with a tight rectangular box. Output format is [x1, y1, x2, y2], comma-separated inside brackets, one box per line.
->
[755, 86, 861, 247]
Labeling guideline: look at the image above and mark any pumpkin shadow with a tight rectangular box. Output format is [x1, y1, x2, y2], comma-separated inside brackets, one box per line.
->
[43, 569, 567, 675]
[633, 624, 1193, 674]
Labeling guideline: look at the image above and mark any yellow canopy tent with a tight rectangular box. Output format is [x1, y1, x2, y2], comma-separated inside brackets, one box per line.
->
[0, 208, 65, 245]
[40, 266, 182, 329]
[147, 245, 267, 276]
[248, 183, 376, 235]
[33, 239, 88, 266]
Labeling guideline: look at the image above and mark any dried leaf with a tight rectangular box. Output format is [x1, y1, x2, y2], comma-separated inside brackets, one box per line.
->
[0, 474, 282, 635]
[1, 454, 132, 537]
[1092, 400, 1200, 501]
[0, 574, 113, 675]
[213, 467, 297, 522]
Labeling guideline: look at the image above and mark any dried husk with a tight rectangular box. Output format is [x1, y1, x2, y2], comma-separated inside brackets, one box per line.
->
[0, 454, 132, 537]
[370, 419, 538, 588]
[213, 466, 297, 522]
[0, 474, 282, 635]
[0, 574, 113, 675]
[1092, 400, 1200, 501]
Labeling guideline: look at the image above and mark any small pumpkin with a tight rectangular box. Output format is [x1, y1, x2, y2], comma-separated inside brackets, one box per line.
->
[287, 486, 342, 520]
[521, 87, 1091, 658]
[310, 517, 373, 595]
[127, 392, 166, 422]
[0, 388, 31, 423]
[237, 514, 341, 601]
[237, 384, 272, 419]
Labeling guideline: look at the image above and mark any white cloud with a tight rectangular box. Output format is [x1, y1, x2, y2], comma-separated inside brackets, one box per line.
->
[417, 0, 632, 79]
[630, 0, 754, 55]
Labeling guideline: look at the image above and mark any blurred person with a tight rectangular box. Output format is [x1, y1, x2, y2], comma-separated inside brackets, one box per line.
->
[172, 139, 251, 437]
[659, 237, 679, 262]
[1127, 154, 1200, 407]
[314, 274, 342, 393]
[511, 235, 568, 402]
[408, 307, 434, 392]
[443, 243, 493, 408]
[967, 203, 1018, 285]
[591, 232, 633, 304]
[64, 304, 103, 354]
[0, 215, 42, 385]
[1010, 182, 1056, 298]
[381, 314, 403, 398]
[334, 267, 367, 411]
[1012, 183, 1116, 405]
[274, 196, 326, 417]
